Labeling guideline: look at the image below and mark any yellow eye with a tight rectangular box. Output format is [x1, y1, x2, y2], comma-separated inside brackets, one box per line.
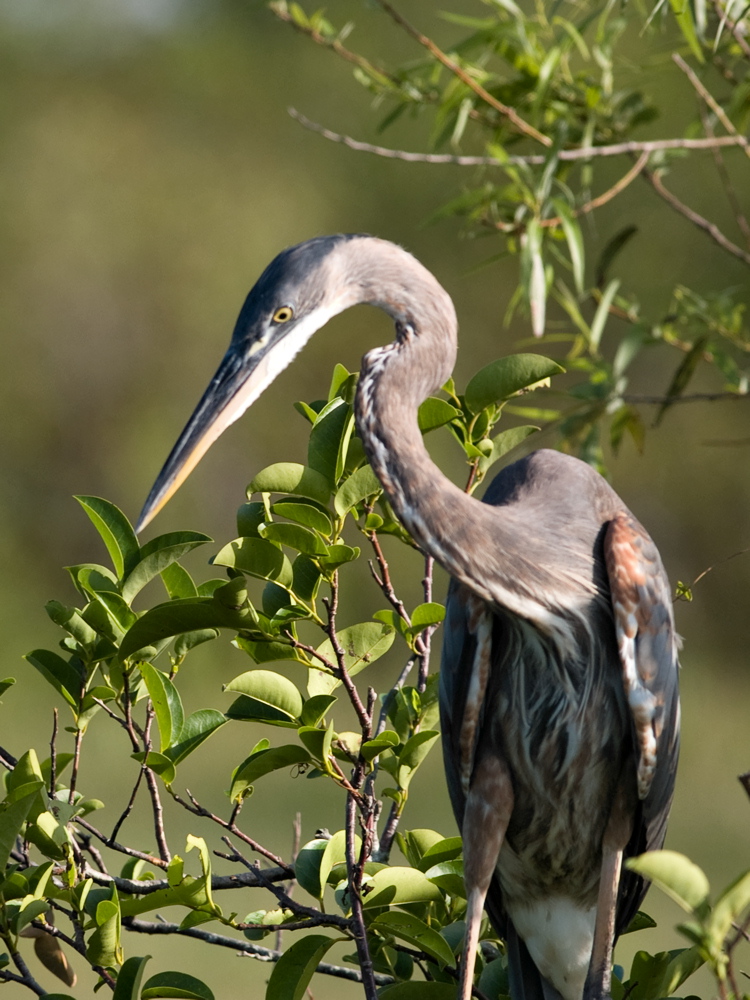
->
[272, 305, 294, 324]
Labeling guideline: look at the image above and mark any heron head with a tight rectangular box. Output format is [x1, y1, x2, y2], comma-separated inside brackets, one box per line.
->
[136, 234, 364, 532]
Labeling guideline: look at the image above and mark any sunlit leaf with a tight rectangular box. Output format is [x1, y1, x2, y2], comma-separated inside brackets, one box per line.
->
[75, 496, 139, 579]
[464, 355, 564, 413]
[627, 851, 710, 913]
[362, 867, 442, 908]
[248, 463, 331, 505]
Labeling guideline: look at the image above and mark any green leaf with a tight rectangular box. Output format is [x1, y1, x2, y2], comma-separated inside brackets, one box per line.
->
[464, 354, 564, 413]
[361, 730, 400, 763]
[161, 562, 198, 600]
[230, 745, 311, 801]
[308, 398, 353, 484]
[319, 830, 360, 895]
[139, 662, 184, 751]
[310, 622, 395, 696]
[237, 501, 266, 537]
[424, 860, 466, 898]
[397, 731, 440, 790]
[119, 599, 250, 658]
[271, 500, 333, 536]
[132, 751, 176, 785]
[24, 650, 82, 707]
[316, 543, 360, 572]
[589, 279, 620, 351]
[122, 532, 212, 603]
[86, 887, 122, 967]
[378, 985, 457, 999]
[112, 955, 151, 1000]
[164, 710, 227, 765]
[418, 837, 463, 872]
[552, 198, 585, 295]
[417, 397, 460, 433]
[373, 911, 455, 969]
[224, 670, 304, 722]
[0, 677, 14, 699]
[295, 838, 329, 900]
[707, 869, 750, 947]
[0, 790, 40, 869]
[236, 637, 311, 667]
[622, 910, 658, 934]
[669, 0, 704, 60]
[75, 496, 139, 579]
[259, 521, 328, 555]
[264, 934, 336, 1000]
[141, 971, 215, 999]
[409, 603, 445, 632]
[45, 601, 98, 650]
[298, 694, 337, 727]
[333, 465, 382, 516]
[362, 867, 442, 908]
[248, 463, 331, 505]
[212, 537, 293, 587]
[627, 851, 710, 913]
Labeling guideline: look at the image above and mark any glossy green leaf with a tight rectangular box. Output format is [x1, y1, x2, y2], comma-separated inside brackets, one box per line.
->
[319, 830, 361, 895]
[310, 622, 395, 696]
[212, 537, 293, 587]
[464, 354, 564, 413]
[161, 562, 198, 600]
[45, 601, 98, 650]
[164, 710, 227, 765]
[708, 869, 750, 947]
[373, 911, 455, 968]
[23, 650, 82, 707]
[589, 279, 620, 351]
[409, 603, 445, 631]
[308, 397, 353, 484]
[481, 425, 539, 468]
[316, 543, 360, 571]
[333, 464, 381, 516]
[139, 662, 184, 751]
[132, 751, 176, 786]
[417, 397, 460, 433]
[0, 790, 40, 870]
[361, 730, 400, 762]
[298, 694, 337, 726]
[362, 867, 442, 908]
[85, 888, 121, 968]
[397, 730, 440, 790]
[237, 501, 266, 537]
[235, 637, 311, 666]
[119, 599, 250, 658]
[173, 629, 219, 658]
[264, 933, 336, 1000]
[248, 463, 331, 505]
[112, 954, 151, 1000]
[230, 745, 310, 801]
[424, 860, 466, 898]
[294, 838, 329, 899]
[122, 532, 212, 603]
[418, 837, 463, 872]
[75, 496, 139, 579]
[552, 197, 585, 295]
[68, 563, 120, 598]
[272, 500, 333, 536]
[622, 910, 658, 934]
[224, 670, 304, 721]
[141, 971, 215, 999]
[0, 677, 15, 699]
[627, 851, 710, 913]
[259, 521, 328, 555]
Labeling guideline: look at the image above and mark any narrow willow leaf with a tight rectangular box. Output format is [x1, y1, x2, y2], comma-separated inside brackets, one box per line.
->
[75, 496, 139, 579]
[589, 279, 620, 351]
[552, 198, 585, 294]
[264, 934, 336, 1000]
[464, 354, 564, 413]
[247, 463, 330, 505]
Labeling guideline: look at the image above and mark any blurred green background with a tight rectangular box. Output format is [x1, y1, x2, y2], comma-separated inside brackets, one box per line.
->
[0, 1, 748, 995]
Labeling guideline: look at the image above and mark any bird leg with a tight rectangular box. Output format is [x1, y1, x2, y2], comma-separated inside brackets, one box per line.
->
[583, 784, 634, 1000]
[459, 753, 514, 1000]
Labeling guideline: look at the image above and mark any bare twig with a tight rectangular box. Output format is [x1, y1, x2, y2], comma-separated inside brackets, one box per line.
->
[673, 53, 750, 161]
[67, 728, 83, 805]
[123, 917, 394, 985]
[712, 0, 750, 59]
[289, 108, 748, 164]
[169, 788, 293, 871]
[418, 555, 436, 692]
[0, 744, 17, 769]
[7, 943, 47, 996]
[73, 816, 169, 869]
[641, 166, 750, 266]
[142, 707, 171, 863]
[346, 792, 378, 999]
[323, 579, 372, 733]
[49, 708, 58, 797]
[109, 768, 145, 845]
[539, 152, 650, 229]
[373, 0, 551, 146]
[699, 103, 750, 249]
[83, 861, 289, 895]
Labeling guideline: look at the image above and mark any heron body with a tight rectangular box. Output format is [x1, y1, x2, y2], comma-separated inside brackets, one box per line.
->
[138, 235, 680, 1000]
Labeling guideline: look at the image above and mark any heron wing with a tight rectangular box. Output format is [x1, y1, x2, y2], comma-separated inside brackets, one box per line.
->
[604, 511, 681, 934]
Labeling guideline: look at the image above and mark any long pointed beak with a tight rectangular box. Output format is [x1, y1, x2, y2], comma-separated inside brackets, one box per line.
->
[137, 343, 271, 533]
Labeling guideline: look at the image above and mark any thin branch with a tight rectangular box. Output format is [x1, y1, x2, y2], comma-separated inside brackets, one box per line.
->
[169, 788, 293, 871]
[712, 0, 750, 59]
[7, 943, 47, 996]
[323, 580, 372, 733]
[49, 708, 58, 798]
[289, 108, 749, 164]
[0, 744, 17, 769]
[142, 706, 171, 863]
[123, 917, 394, 985]
[73, 816, 169, 869]
[641, 166, 750, 266]
[373, 0, 551, 146]
[109, 768, 145, 845]
[346, 792, 378, 1000]
[699, 102, 750, 249]
[539, 152, 650, 228]
[623, 390, 748, 404]
[67, 728, 83, 805]
[82, 862, 290, 895]
[673, 53, 750, 161]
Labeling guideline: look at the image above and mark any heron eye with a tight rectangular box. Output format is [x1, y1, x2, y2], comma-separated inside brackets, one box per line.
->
[272, 305, 294, 324]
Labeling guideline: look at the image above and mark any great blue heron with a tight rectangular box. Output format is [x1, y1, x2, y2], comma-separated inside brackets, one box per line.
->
[138, 235, 680, 1000]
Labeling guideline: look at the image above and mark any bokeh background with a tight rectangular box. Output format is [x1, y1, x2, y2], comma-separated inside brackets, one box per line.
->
[0, 1, 748, 996]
